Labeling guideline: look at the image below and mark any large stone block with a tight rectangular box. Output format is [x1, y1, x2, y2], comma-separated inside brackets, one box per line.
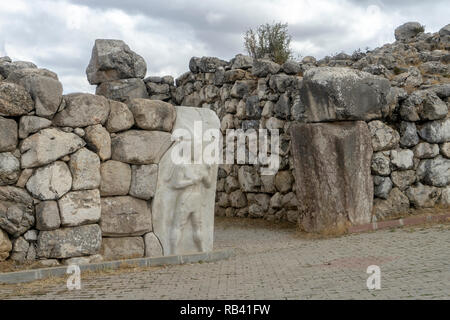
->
[111, 130, 172, 165]
[84, 124, 111, 161]
[100, 237, 144, 260]
[20, 128, 85, 168]
[96, 78, 148, 102]
[0, 152, 20, 186]
[0, 186, 34, 237]
[100, 160, 131, 196]
[290, 121, 373, 232]
[300, 67, 390, 122]
[100, 196, 152, 237]
[58, 189, 101, 227]
[0, 116, 18, 153]
[26, 161, 72, 200]
[69, 148, 101, 191]
[130, 164, 158, 200]
[37, 224, 102, 259]
[35, 200, 61, 231]
[86, 39, 147, 85]
[0, 82, 34, 116]
[152, 106, 219, 255]
[0, 229, 12, 261]
[8, 69, 63, 118]
[128, 98, 176, 132]
[53, 93, 110, 127]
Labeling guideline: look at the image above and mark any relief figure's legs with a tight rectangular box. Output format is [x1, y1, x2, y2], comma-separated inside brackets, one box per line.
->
[170, 206, 191, 255]
[191, 201, 205, 252]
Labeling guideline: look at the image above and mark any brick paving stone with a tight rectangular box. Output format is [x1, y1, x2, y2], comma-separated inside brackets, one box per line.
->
[0, 218, 449, 299]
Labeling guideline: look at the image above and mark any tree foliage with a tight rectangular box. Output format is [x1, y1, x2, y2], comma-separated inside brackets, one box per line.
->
[244, 22, 293, 64]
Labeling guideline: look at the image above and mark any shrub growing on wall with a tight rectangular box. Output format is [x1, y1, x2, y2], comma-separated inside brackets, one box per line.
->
[244, 22, 293, 64]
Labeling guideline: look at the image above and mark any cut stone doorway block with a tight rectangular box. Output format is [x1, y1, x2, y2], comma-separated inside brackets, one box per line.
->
[290, 121, 373, 233]
[152, 106, 220, 255]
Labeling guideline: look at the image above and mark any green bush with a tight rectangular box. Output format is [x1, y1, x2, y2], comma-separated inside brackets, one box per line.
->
[244, 22, 293, 64]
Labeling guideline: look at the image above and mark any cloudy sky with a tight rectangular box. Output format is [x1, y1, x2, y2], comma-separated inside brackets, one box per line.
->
[0, 0, 448, 93]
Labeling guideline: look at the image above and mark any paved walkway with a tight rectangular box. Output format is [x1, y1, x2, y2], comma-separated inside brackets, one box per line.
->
[0, 218, 449, 299]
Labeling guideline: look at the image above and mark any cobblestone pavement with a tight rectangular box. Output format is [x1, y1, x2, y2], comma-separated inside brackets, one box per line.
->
[1, 218, 449, 299]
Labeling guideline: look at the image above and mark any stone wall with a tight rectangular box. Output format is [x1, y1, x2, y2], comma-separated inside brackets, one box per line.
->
[0, 22, 449, 264]
[0, 41, 220, 265]
[159, 22, 450, 228]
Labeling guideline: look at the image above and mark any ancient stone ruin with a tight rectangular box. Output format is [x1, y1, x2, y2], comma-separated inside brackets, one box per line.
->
[0, 22, 449, 265]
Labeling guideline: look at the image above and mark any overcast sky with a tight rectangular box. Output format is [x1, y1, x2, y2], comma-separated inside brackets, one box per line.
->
[0, 0, 448, 93]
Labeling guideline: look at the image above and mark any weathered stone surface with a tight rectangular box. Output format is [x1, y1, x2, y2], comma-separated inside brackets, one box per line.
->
[291, 121, 373, 232]
[128, 99, 176, 132]
[100, 160, 131, 196]
[130, 164, 158, 200]
[300, 67, 390, 122]
[189, 56, 227, 73]
[100, 237, 144, 260]
[23, 229, 38, 241]
[0, 152, 20, 185]
[35, 200, 60, 231]
[371, 151, 391, 176]
[152, 106, 219, 255]
[144, 232, 163, 257]
[84, 124, 111, 161]
[374, 176, 393, 199]
[441, 142, 450, 158]
[100, 196, 152, 237]
[399, 122, 419, 147]
[391, 170, 416, 191]
[0, 186, 34, 237]
[10, 70, 63, 118]
[96, 78, 148, 102]
[252, 59, 281, 77]
[0, 82, 34, 116]
[0, 229, 11, 261]
[368, 121, 400, 152]
[15, 169, 33, 188]
[111, 130, 172, 165]
[405, 183, 441, 208]
[0, 60, 37, 79]
[274, 170, 293, 194]
[390, 149, 414, 170]
[238, 166, 261, 192]
[58, 189, 101, 227]
[282, 60, 302, 74]
[86, 39, 147, 85]
[53, 93, 110, 127]
[0, 116, 18, 152]
[20, 128, 85, 168]
[395, 22, 423, 41]
[18, 116, 52, 139]
[400, 90, 448, 121]
[373, 188, 410, 221]
[69, 148, 101, 191]
[416, 156, 450, 187]
[105, 100, 134, 133]
[418, 119, 450, 144]
[229, 190, 247, 208]
[37, 224, 102, 259]
[413, 142, 440, 159]
[10, 236, 30, 262]
[26, 161, 72, 200]
[440, 187, 450, 206]
[230, 54, 253, 70]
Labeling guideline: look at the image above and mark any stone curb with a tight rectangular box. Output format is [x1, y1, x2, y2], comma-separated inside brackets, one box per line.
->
[348, 212, 450, 234]
[0, 248, 236, 285]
